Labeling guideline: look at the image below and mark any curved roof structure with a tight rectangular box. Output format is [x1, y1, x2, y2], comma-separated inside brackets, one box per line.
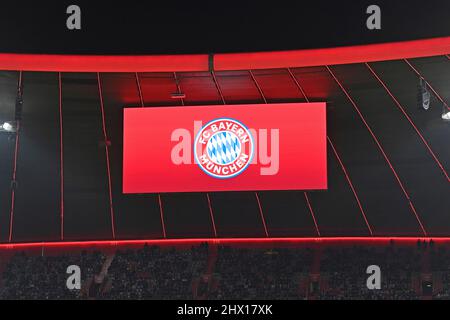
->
[0, 37, 448, 72]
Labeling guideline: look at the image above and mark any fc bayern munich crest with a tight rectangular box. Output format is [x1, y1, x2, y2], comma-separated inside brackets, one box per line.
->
[194, 118, 254, 179]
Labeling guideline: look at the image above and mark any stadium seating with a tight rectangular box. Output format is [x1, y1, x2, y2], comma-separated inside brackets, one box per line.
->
[2, 241, 450, 300]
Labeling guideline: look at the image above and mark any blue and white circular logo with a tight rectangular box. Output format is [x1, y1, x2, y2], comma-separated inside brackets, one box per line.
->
[206, 131, 242, 165]
[194, 118, 254, 179]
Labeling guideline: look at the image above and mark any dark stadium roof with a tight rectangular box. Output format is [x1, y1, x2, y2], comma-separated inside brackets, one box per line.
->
[0, 40, 449, 244]
[1, 1, 449, 55]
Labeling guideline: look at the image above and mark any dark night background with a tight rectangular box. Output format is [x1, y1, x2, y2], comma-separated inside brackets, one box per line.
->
[0, 0, 449, 54]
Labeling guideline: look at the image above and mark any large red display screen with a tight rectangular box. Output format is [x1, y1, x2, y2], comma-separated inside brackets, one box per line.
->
[123, 103, 327, 193]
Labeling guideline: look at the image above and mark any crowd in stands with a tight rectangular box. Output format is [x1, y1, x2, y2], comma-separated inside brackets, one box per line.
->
[101, 244, 208, 299]
[1, 241, 450, 300]
[209, 246, 312, 300]
[0, 251, 104, 299]
[319, 246, 420, 300]
[430, 246, 450, 299]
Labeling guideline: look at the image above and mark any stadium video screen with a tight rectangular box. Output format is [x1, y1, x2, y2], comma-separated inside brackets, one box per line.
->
[123, 103, 327, 193]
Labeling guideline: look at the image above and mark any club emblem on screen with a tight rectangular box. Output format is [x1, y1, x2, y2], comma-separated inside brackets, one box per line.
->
[194, 118, 254, 179]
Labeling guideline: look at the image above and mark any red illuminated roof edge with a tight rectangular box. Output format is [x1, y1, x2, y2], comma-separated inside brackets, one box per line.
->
[0, 54, 210, 73]
[0, 237, 448, 250]
[0, 37, 449, 72]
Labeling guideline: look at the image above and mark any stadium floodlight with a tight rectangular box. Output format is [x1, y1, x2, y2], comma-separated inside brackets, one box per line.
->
[442, 109, 450, 121]
[417, 80, 449, 122]
[418, 78, 431, 111]
[0, 121, 17, 133]
[2, 122, 13, 131]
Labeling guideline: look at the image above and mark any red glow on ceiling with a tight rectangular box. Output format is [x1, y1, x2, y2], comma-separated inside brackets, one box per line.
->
[0, 37, 448, 72]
